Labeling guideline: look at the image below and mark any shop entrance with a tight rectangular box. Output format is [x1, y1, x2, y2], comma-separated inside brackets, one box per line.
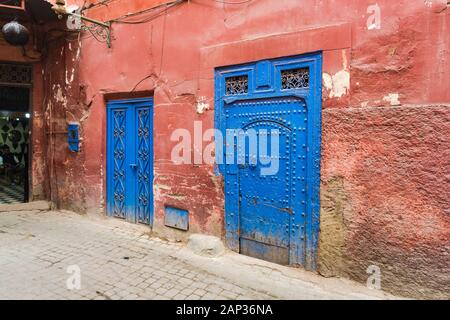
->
[0, 63, 31, 204]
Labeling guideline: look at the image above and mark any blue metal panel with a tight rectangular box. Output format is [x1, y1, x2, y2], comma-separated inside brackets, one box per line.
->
[255, 60, 272, 90]
[164, 206, 189, 231]
[68, 123, 79, 152]
[215, 53, 322, 269]
[106, 98, 154, 226]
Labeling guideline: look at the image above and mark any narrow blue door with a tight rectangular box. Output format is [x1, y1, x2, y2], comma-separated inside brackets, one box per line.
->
[216, 54, 322, 269]
[106, 98, 154, 226]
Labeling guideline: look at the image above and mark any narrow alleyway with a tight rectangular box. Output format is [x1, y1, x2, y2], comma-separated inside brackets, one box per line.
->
[0, 206, 399, 300]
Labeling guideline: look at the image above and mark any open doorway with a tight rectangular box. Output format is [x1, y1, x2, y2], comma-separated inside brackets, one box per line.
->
[0, 63, 31, 204]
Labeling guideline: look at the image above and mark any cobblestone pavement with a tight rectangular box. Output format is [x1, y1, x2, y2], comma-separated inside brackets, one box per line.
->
[0, 210, 400, 300]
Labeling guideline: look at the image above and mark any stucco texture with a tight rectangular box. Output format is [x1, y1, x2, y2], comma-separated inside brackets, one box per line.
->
[320, 105, 450, 299]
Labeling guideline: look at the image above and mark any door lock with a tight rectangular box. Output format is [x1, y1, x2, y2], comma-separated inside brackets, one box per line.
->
[130, 164, 137, 169]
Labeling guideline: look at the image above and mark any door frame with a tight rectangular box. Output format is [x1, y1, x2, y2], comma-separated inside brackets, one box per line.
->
[106, 97, 154, 226]
[215, 53, 323, 270]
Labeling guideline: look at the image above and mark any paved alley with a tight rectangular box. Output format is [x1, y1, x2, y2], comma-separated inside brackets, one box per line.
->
[0, 208, 400, 300]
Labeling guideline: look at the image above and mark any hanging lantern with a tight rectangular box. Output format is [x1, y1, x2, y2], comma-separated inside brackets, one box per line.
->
[1, 21, 30, 46]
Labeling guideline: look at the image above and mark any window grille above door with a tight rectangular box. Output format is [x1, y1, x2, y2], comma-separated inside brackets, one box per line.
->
[0, 0, 24, 9]
[0, 63, 32, 86]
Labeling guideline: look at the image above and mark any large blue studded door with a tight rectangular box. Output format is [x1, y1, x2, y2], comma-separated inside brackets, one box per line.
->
[106, 98, 154, 226]
[216, 54, 322, 269]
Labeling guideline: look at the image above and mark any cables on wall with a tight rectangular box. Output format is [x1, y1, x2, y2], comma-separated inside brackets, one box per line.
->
[109, 0, 185, 25]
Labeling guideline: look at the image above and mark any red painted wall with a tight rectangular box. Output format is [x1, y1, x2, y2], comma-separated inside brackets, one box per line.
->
[43, 0, 449, 298]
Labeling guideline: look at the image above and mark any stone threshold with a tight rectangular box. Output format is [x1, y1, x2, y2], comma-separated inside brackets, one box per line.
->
[0, 201, 51, 212]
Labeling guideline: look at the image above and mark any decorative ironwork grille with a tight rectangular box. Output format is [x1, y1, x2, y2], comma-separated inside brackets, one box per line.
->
[0, 63, 32, 85]
[137, 108, 151, 225]
[225, 75, 248, 95]
[0, 0, 22, 8]
[112, 109, 127, 219]
[281, 68, 309, 89]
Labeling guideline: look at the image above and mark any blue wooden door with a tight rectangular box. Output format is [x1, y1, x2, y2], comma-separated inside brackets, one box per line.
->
[106, 98, 154, 225]
[216, 54, 322, 269]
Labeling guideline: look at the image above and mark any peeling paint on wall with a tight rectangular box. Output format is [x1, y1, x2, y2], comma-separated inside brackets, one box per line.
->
[65, 68, 75, 86]
[383, 93, 401, 106]
[323, 70, 350, 99]
[53, 84, 67, 105]
[196, 97, 210, 114]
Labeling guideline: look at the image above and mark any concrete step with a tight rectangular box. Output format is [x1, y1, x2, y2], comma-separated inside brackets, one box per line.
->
[0, 201, 51, 212]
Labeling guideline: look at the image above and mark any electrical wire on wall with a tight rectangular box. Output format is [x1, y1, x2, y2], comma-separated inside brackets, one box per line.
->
[52, 0, 256, 47]
[65, 0, 254, 47]
[54, 0, 186, 48]
[212, 0, 254, 4]
[109, 0, 185, 25]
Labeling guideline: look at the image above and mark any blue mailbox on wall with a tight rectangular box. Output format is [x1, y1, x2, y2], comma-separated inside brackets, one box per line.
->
[68, 123, 79, 152]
